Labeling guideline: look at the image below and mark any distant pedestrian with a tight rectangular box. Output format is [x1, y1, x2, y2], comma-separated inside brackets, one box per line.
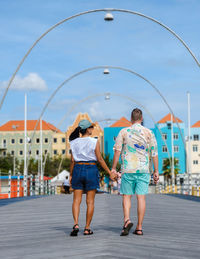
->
[111, 108, 159, 236]
[69, 119, 117, 236]
[63, 176, 70, 194]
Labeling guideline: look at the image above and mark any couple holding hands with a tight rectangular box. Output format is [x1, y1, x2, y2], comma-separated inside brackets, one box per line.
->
[69, 108, 159, 236]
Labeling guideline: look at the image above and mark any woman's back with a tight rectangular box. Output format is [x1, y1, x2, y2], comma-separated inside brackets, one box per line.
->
[70, 137, 97, 161]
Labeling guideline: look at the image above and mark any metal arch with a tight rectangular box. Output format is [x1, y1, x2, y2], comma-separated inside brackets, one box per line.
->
[27, 65, 186, 154]
[1, 8, 199, 109]
[42, 92, 172, 174]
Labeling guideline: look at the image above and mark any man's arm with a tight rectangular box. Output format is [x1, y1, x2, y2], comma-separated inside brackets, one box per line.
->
[152, 155, 159, 183]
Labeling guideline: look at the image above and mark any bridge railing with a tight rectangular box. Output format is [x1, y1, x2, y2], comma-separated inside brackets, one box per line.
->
[156, 173, 200, 196]
[0, 170, 56, 199]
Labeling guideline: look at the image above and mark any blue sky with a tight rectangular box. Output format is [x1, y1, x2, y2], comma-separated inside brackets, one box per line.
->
[0, 0, 200, 131]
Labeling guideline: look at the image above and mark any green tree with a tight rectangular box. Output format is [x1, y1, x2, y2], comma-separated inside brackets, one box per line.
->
[162, 157, 180, 180]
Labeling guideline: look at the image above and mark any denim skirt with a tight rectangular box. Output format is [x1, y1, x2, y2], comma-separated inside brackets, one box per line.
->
[72, 161, 100, 191]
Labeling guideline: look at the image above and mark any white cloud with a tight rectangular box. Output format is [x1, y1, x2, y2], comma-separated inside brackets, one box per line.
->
[1, 73, 48, 92]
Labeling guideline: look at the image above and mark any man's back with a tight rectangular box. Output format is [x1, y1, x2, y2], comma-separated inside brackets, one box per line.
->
[114, 123, 158, 174]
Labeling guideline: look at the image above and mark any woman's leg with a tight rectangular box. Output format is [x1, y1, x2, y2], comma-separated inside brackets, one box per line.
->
[85, 189, 96, 230]
[72, 189, 83, 227]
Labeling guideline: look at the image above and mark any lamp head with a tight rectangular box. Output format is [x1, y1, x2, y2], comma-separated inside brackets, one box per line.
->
[103, 68, 110, 74]
[104, 12, 114, 21]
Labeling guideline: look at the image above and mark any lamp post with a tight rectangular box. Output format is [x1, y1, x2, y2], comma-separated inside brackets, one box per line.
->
[12, 124, 19, 175]
[187, 91, 192, 195]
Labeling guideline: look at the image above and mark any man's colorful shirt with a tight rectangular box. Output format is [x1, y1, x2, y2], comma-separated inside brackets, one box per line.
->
[113, 123, 158, 174]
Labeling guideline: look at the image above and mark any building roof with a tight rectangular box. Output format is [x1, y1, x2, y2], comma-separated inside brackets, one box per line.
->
[157, 113, 182, 124]
[191, 121, 200, 128]
[110, 117, 132, 127]
[0, 120, 62, 132]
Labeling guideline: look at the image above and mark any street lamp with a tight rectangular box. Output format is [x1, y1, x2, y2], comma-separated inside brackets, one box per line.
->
[103, 68, 110, 74]
[104, 12, 114, 21]
[12, 124, 19, 175]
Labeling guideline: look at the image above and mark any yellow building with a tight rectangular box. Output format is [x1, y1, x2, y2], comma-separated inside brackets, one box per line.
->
[65, 113, 104, 157]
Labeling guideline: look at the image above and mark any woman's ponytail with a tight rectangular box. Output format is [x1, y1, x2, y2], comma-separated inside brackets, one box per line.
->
[69, 126, 81, 141]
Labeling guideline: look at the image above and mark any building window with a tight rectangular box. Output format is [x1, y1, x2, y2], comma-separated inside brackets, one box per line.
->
[53, 138, 57, 143]
[44, 150, 48, 154]
[174, 146, 179, 153]
[167, 123, 171, 130]
[36, 138, 40, 144]
[193, 160, 198, 165]
[194, 135, 199, 141]
[162, 146, 168, 153]
[11, 139, 15, 144]
[54, 150, 57, 155]
[11, 150, 14, 156]
[62, 138, 65, 143]
[36, 150, 39, 155]
[28, 150, 31, 155]
[3, 151, 6, 156]
[19, 150, 23, 156]
[162, 134, 167, 140]
[62, 149, 65, 155]
[193, 145, 198, 152]
[173, 133, 178, 140]
[19, 138, 23, 144]
[44, 138, 48, 143]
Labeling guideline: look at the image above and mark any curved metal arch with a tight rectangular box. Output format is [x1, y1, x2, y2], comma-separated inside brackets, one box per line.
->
[1, 8, 199, 109]
[42, 92, 172, 175]
[27, 65, 185, 154]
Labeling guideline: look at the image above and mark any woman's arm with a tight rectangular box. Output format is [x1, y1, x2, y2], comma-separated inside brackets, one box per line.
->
[69, 153, 75, 185]
[95, 141, 117, 180]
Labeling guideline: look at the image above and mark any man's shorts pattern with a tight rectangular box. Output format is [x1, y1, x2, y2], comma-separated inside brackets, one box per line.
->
[72, 163, 99, 191]
[120, 173, 150, 195]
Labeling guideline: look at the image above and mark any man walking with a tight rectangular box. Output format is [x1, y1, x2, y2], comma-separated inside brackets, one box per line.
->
[111, 108, 159, 236]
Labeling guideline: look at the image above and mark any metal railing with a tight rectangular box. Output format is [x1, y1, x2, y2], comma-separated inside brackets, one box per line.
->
[0, 170, 56, 199]
[156, 173, 200, 197]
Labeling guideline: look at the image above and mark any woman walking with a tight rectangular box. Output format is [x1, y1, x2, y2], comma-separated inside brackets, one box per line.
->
[69, 119, 116, 236]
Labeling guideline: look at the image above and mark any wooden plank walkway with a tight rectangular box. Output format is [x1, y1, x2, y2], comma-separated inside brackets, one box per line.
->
[0, 194, 200, 259]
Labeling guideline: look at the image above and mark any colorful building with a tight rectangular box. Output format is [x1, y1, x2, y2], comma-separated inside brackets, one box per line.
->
[152, 114, 186, 175]
[104, 117, 132, 160]
[65, 113, 104, 157]
[0, 120, 66, 160]
[186, 120, 200, 174]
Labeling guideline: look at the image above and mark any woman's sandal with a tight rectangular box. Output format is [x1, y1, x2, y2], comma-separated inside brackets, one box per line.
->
[120, 219, 133, 236]
[84, 228, 93, 235]
[70, 224, 79, 236]
[133, 229, 143, 235]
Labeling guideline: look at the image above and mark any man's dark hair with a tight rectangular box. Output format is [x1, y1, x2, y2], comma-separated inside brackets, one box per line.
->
[131, 108, 143, 122]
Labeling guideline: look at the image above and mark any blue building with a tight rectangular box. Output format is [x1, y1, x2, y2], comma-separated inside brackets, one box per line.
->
[152, 114, 186, 175]
[104, 117, 132, 160]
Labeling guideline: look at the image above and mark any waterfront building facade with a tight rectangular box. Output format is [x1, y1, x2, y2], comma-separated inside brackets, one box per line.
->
[0, 120, 66, 160]
[152, 114, 186, 175]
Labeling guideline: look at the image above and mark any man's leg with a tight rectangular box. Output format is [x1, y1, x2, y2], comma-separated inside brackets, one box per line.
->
[136, 194, 146, 234]
[123, 195, 132, 225]
[72, 189, 83, 227]
[85, 189, 96, 231]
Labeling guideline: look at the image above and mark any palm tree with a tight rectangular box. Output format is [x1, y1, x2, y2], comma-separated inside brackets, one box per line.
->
[162, 157, 180, 180]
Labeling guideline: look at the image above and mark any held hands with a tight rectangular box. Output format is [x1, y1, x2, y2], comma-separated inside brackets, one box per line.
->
[110, 169, 118, 181]
[153, 170, 159, 184]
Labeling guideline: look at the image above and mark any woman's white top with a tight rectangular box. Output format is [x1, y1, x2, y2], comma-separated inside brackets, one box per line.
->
[70, 137, 98, 161]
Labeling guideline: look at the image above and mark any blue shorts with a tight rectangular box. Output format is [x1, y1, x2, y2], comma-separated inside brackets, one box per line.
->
[72, 162, 99, 191]
[120, 173, 150, 195]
